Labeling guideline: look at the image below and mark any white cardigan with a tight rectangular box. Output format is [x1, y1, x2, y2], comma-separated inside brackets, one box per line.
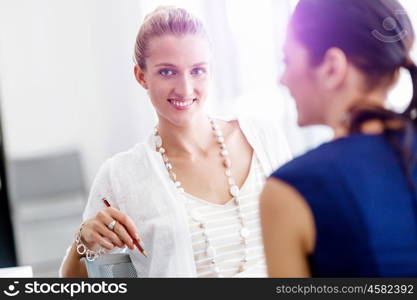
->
[60, 117, 292, 277]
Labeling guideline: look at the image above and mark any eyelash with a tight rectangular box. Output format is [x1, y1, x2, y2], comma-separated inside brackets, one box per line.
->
[158, 67, 207, 77]
[159, 69, 176, 77]
[191, 67, 206, 76]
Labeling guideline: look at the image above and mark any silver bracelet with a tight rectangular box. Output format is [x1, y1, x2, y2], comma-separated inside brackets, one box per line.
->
[75, 223, 106, 262]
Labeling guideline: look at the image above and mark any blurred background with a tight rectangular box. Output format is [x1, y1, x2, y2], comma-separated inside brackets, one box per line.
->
[0, 0, 416, 276]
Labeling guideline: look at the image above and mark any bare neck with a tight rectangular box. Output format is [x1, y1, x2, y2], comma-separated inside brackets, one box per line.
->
[325, 89, 389, 139]
[157, 114, 214, 158]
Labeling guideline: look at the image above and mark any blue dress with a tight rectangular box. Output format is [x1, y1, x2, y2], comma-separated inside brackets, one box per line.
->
[271, 132, 417, 277]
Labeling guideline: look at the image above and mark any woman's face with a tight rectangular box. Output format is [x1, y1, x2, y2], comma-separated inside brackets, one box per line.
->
[135, 34, 211, 127]
[280, 32, 325, 126]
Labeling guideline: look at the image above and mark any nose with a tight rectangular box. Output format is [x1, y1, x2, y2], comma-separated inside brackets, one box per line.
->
[175, 74, 194, 97]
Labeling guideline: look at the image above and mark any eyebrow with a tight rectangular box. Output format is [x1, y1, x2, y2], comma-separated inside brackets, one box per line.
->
[153, 62, 208, 68]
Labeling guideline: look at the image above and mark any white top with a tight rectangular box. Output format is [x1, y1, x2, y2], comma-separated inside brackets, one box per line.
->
[59, 116, 292, 277]
[185, 153, 267, 277]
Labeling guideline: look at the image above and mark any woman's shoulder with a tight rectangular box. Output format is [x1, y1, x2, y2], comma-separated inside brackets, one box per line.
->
[220, 116, 289, 144]
[109, 139, 153, 164]
[230, 116, 293, 170]
[211, 113, 282, 133]
[272, 133, 385, 180]
[273, 143, 335, 178]
[101, 140, 155, 177]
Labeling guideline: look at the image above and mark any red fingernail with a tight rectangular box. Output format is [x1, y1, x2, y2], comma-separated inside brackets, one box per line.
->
[102, 198, 110, 207]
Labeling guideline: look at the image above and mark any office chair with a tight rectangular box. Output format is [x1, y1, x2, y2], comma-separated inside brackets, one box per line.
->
[8, 150, 86, 275]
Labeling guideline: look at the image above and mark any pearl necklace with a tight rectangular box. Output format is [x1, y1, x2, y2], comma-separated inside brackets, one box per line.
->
[153, 118, 251, 277]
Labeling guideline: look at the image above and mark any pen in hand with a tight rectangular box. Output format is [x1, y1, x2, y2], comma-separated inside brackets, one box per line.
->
[102, 198, 148, 257]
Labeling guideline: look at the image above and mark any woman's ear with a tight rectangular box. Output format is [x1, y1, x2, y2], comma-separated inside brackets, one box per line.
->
[134, 65, 149, 90]
[316, 47, 348, 90]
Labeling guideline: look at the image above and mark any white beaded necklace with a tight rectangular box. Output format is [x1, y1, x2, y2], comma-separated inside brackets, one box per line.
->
[153, 118, 251, 277]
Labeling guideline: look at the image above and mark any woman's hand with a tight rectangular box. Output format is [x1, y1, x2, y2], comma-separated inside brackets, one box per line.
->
[79, 207, 140, 252]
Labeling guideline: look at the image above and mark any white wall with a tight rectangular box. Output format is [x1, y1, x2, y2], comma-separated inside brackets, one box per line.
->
[387, 1, 417, 112]
[0, 0, 156, 185]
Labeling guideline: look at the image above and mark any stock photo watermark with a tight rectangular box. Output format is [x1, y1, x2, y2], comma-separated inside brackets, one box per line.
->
[2, 281, 128, 297]
[372, 9, 408, 43]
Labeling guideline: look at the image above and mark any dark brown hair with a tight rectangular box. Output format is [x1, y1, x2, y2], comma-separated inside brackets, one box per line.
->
[291, 0, 417, 196]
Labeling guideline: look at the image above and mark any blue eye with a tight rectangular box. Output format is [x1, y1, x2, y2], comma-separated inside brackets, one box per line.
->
[159, 69, 176, 77]
[191, 67, 206, 76]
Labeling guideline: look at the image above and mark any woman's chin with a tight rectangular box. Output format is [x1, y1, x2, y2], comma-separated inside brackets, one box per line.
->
[297, 116, 308, 127]
[297, 115, 314, 127]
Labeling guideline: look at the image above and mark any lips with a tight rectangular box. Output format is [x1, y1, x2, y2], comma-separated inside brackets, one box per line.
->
[167, 98, 197, 110]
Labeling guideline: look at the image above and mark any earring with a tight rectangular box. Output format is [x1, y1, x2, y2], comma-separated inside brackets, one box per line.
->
[340, 112, 351, 127]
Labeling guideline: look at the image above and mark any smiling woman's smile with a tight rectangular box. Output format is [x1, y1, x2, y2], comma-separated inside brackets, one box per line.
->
[168, 98, 197, 110]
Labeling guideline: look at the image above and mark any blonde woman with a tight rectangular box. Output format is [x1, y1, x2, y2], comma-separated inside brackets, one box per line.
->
[60, 7, 291, 277]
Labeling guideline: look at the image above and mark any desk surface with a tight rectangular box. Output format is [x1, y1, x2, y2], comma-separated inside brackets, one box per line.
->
[0, 266, 33, 277]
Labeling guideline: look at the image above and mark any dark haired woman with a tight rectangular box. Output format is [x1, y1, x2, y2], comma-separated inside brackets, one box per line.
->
[261, 0, 417, 277]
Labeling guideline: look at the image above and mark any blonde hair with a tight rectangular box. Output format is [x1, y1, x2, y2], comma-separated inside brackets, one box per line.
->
[134, 6, 209, 70]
